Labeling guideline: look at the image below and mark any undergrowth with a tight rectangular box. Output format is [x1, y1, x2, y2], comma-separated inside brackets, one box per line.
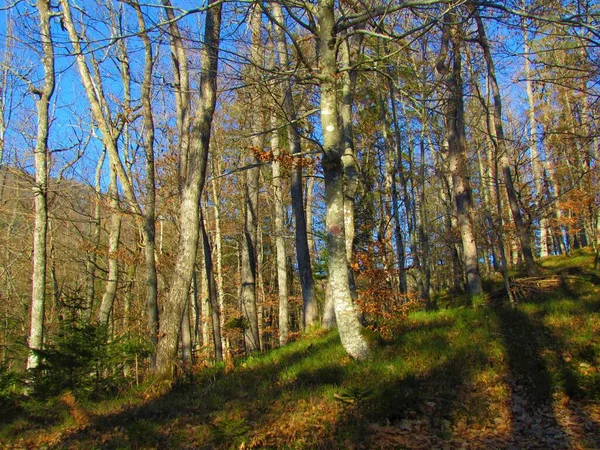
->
[2, 251, 600, 449]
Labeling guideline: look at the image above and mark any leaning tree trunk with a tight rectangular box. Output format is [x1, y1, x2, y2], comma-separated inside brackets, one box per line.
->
[27, 0, 55, 370]
[154, 0, 222, 380]
[317, 0, 370, 360]
[474, 9, 537, 276]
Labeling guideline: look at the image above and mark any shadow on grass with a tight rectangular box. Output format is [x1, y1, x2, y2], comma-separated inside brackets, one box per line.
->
[54, 332, 347, 449]
[495, 302, 600, 448]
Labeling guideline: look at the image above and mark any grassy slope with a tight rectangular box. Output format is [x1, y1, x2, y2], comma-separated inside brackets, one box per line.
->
[2, 251, 600, 449]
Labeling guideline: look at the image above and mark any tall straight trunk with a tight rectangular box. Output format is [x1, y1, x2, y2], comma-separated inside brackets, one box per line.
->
[305, 177, 315, 259]
[474, 10, 537, 276]
[241, 3, 262, 352]
[388, 86, 409, 293]
[210, 168, 226, 342]
[270, 111, 289, 345]
[200, 206, 223, 361]
[132, 2, 159, 350]
[123, 261, 136, 331]
[317, 0, 369, 360]
[191, 271, 200, 350]
[154, 0, 222, 379]
[162, 0, 191, 184]
[524, 31, 549, 258]
[84, 148, 105, 323]
[270, 1, 318, 328]
[27, 0, 55, 370]
[436, 14, 482, 295]
[379, 90, 404, 295]
[418, 138, 432, 302]
[98, 163, 122, 327]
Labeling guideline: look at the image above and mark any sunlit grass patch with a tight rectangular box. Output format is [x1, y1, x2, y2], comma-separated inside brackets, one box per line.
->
[3, 252, 600, 449]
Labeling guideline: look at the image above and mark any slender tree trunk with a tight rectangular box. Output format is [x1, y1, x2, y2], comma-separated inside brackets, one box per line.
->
[270, 110, 289, 346]
[317, 0, 369, 359]
[474, 10, 537, 276]
[436, 14, 482, 295]
[181, 300, 193, 367]
[132, 2, 159, 351]
[388, 86, 409, 294]
[210, 167, 226, 344]
[524, 31, 549, 258]
[200, 206, 223, 361]
[27, 0, 55, 370]
[98, 163, 122, 328]
[154, 0, 222, 379]
[240, 3, 262, 352]
[270, 1, 318, 329]
[84, 149, 105, 323]
[306, 177, 315, 259]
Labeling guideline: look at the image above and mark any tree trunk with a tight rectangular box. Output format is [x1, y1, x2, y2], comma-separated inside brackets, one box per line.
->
[474, 10, 537, 276]
[317, 0, 369, 360]
[84, 149, 105, 324]
[181, 300, 193, 367]
[524, 31, 549, 258]
[154, 0, 222, 380]
[200, 206, 223, 361]
[270, 110, 289, 346]
[98, 163, 122, 328]
[27, 0, 55, 370]
[132, 2, 159, 351]
[210, 166, 226, 345]
[436, 14, 483, 295]
[240, 3, 262, 352]
[270, 1, 318, 329]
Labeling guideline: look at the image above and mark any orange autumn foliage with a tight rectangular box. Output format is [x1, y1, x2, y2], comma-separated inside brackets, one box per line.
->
[354, 247, 422, 339]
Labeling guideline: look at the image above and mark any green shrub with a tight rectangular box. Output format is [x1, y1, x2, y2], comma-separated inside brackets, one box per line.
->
[28, 323, 152, 399]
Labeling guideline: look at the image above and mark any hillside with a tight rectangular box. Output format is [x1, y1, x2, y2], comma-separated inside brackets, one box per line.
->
[2, 252, 600, 449]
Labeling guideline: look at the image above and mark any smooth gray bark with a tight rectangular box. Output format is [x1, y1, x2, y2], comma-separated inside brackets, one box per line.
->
[270, 111, 289, 345]
[154, 0, 222, 379]
[27, 0, 55, 370]
[240, 3, 262, 352]
[132, 2, 159, 350]
[270, 1, 318, 329]
[83, 149, 105, 323]
[98, 164, 122, 328]
[317, 0, 369, 359]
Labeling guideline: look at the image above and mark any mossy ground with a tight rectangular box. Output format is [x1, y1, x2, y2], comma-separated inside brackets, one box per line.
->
[2, 251, 600, 449]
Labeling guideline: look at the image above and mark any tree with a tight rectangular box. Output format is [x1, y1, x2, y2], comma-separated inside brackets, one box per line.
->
[27, 0, 55, 370]
[435, 9, 483, 295]
[316, 0, 370, 359]
[154, 0, 222, 379]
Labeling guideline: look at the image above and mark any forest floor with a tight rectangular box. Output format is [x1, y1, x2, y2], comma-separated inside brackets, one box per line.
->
[2, 251, 600, 449]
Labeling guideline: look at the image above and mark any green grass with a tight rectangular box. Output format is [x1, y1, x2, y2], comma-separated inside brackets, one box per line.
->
[2, 251, 600, 449]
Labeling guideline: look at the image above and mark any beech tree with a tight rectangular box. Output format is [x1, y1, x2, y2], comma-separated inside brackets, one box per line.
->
[26, 0, 55, 370]
[154, 0, 222, 378]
